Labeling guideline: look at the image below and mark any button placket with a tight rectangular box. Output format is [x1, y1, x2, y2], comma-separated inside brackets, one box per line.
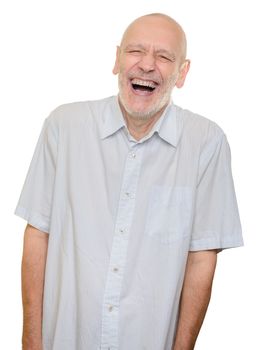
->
[100, 145, 143, 349]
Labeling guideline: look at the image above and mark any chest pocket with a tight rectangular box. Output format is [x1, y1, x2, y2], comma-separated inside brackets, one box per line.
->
[145, 186, 192, 244]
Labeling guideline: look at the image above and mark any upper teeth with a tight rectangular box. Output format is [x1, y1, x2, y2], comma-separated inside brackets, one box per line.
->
[131, 79, 157, 88]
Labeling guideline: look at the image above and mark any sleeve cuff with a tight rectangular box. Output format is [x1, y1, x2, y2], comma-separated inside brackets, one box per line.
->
[189, 234, 244, 251]
[14, 205, 50, 233]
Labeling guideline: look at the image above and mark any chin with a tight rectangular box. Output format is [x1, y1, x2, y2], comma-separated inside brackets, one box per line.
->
[123, 101, 164, 120]
[120, 95, 169, 121]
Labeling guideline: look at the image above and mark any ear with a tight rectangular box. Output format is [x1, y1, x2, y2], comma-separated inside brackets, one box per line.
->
[112, 46, 121, 75]
[175, 59, 190, 88]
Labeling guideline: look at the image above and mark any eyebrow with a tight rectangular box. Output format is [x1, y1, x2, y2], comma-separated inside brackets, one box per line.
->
[124, 44, 146, 51]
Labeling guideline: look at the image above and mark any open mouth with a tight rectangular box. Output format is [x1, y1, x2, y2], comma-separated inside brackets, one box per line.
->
[130, 78, 158, 94]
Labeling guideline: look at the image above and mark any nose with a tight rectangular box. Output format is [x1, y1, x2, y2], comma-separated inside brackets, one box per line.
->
[138, 53, 156, 72]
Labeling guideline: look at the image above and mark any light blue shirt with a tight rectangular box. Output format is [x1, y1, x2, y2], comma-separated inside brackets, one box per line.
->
[15, 96, 243, 350]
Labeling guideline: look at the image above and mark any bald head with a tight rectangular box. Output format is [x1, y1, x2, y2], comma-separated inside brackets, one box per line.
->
[120, 13, 187, 61]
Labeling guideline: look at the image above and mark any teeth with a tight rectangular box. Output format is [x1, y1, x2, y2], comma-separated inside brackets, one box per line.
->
[131, 79, 157, 88]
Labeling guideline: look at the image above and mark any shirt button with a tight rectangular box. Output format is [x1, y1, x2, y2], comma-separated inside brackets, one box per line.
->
[119, 228, 124, 234]
[113, 267, 119, 272]
[108, 305, 113, 312]
[131, 152, 136, 158]
[125, 192, 134, 199]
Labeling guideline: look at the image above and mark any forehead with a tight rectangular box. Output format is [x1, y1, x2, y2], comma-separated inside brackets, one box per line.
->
[121, 16, 183, 53]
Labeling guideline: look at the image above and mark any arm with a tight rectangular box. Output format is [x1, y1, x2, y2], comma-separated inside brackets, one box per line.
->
[173, 250, 217, 350]
[21, 224, 49, 350]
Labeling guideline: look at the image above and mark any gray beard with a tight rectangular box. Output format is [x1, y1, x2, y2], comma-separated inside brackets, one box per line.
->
[118, 74, 177, 121]
[118, 94, 168, 121]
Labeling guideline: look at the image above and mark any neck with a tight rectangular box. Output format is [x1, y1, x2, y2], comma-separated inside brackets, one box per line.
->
[119, 102, 167, 141]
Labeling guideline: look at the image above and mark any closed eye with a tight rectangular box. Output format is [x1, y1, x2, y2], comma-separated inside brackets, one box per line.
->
[127, 50, 143, 54]
[158, 55, 175, 63]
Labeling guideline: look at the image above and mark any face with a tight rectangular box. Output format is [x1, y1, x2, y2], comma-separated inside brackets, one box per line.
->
[113, 16, 190, 120]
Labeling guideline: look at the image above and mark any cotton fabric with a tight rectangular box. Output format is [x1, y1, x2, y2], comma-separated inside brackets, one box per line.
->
[15, 96, 243, 350]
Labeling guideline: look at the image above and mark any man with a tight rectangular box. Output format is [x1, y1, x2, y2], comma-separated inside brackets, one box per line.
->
[15, 13, 243, 350]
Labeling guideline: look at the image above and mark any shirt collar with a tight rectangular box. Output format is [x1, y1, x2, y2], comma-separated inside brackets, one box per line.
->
[100, 96, 178, 148]
[99, 96, 126, 139]
[157, 103, 178, 147]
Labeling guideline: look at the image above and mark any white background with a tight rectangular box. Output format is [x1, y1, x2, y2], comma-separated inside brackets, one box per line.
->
[1, 0, 255, 348]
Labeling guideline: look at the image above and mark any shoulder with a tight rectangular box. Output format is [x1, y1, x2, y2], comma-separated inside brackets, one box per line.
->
[46, 96, 114, 129]
[175, 105, 224, 138]
[174, 104, 226, 149]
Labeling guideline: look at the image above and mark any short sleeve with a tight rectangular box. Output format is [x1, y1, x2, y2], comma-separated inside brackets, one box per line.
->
[190, 132, 243, 251]
[14, 115, 58, 233]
